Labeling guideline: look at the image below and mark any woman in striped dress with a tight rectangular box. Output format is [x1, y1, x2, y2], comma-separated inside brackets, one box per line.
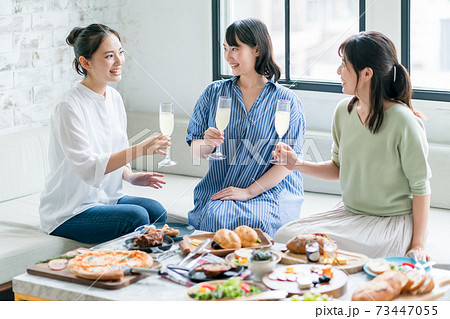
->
[186, 18, 305, 237]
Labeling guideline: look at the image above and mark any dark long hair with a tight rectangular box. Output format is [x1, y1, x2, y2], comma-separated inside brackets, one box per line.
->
[66, 24, 121, 76]
[338, 31, 423, 134]
[225, 18, 281, 82]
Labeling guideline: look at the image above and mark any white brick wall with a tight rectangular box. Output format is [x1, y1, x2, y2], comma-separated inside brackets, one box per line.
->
[0, 0, 127, 130]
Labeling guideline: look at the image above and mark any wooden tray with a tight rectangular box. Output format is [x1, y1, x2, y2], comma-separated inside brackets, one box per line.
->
[280, 249, 369, 274]
[27, 260, 161, 290]
[262, 264, 347, 298]
[180, 229, 273, 257]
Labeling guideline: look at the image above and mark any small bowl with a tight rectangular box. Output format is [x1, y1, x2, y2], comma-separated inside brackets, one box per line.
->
[247, 251, 281, 282]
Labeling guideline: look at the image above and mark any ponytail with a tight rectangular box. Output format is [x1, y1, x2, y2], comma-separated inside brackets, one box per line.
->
[389, 63, 424, 119]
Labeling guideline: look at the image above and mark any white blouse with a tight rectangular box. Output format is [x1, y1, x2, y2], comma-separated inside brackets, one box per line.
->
[39, 82, 130, 234]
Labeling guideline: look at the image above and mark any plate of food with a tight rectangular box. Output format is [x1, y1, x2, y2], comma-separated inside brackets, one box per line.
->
[180, 226, 273, 257]
[262, 264, 347, 298]
[125, 233, 174, 253]
[364, 257, 431, 277]
[135, 222, 195, 242]
[167, 262, 245, 283]
[225, 248, 253, 267]
[186, 277, 269, 300]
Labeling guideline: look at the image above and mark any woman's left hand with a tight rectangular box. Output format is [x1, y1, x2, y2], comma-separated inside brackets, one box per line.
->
[127, 172, 166, 189]
[211, 187, 253, 202]
[406, 246, 431, 262]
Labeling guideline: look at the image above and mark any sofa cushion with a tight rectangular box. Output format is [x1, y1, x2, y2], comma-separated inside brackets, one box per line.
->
[0, 126, 49, 203]
[0, 193, 83, 285]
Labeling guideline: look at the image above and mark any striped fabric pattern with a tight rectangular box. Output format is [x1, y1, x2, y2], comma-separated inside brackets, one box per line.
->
[186, 77, 305, 237]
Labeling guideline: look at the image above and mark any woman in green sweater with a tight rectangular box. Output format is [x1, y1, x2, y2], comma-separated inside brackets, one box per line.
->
[273, 31, 431, 260]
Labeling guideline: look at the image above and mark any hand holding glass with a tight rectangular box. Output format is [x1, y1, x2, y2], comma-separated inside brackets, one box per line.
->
[270, 99, 291, 164]
[158, 102, 177, 168]
[208, 96, 231, 160]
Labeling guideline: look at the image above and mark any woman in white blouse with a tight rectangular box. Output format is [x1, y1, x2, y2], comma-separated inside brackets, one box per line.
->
[39, 24, 170, 244]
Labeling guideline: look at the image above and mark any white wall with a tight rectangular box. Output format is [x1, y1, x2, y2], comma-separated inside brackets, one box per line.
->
[117, 0, 212, 120]
[0, 0, 126, 132]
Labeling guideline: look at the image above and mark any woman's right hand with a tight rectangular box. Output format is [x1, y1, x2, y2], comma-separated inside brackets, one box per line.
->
[137, 135, 170, 156]
[204, 127, 224, 147]
[272, 142, 302, 171]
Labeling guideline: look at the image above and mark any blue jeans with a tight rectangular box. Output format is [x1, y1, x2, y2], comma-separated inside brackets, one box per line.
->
[51, 195, 166, 244]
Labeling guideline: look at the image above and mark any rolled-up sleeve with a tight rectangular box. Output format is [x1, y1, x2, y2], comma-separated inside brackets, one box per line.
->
[53, 102, 110, 187]
[186, 84, 213, 146]
[399, 118, 432, 196]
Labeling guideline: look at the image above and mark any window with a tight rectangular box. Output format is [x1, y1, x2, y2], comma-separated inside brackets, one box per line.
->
[409, 0, 450, 96]
[289, 0, 359, 83]
[213, 0, 450, 101]
[213, 0, 364, 93]
[218, 0, 286, 78]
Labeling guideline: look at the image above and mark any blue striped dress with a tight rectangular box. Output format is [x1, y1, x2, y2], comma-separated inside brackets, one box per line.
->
[186, 77, 305, 237]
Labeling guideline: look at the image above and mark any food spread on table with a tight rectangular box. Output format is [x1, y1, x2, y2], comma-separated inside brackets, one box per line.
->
[26, 227, 448, 301]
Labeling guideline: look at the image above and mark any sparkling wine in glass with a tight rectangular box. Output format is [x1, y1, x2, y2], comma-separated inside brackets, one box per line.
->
[208, 96, 231, 160]
[270, 99, 290, 164]
[158, 102, 177, 168]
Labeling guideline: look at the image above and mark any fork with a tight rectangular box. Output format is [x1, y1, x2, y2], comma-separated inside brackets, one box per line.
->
[411, 252, 425, 274]
[186, 249, 211, 268]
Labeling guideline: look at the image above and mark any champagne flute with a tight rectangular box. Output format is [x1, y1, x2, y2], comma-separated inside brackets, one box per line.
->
[270, 99, 291, 164]
[158, 102, 177, 168]
[207, 96, 232, 160]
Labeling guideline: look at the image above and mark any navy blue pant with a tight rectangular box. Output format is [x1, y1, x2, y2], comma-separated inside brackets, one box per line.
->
[51, 195, 166, 244]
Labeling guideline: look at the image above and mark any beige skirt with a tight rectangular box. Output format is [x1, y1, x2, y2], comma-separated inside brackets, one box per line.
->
[274, 202, 414, 258]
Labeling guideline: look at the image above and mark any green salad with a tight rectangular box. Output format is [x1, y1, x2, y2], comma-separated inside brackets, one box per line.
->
[291, 292, 333, 301]
[190, 277, 261, 300]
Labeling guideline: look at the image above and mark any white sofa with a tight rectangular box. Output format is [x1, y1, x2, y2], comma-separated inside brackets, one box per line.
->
[0, 125, 199, 290]
[1, 117, 449, 291]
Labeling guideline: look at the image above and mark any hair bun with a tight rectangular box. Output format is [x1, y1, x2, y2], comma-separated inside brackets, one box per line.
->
[66, 27, 85, 46]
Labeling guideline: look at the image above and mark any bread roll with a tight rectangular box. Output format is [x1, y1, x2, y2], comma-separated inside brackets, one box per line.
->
[352, 270, 403, 301]
[213, 229, 241, 249]
[234, 226, 259, 247]
[286, 233, 333, 254]
[367, 258, 391, 275]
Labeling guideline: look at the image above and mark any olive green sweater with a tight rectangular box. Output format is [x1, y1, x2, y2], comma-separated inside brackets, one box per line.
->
[332, 97, 431, 216]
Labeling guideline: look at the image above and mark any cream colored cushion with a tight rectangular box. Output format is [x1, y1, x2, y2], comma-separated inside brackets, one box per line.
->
[0, 127, 49, 203]
[0, 193, 82, 285]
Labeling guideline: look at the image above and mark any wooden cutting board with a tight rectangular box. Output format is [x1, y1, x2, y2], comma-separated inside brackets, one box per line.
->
[262, 264, 347, 298]
[27, 260, 161, 290]
[394, 275, 450, 301]
[180, 229, 273, 257]
[280, 249, 369, 274]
